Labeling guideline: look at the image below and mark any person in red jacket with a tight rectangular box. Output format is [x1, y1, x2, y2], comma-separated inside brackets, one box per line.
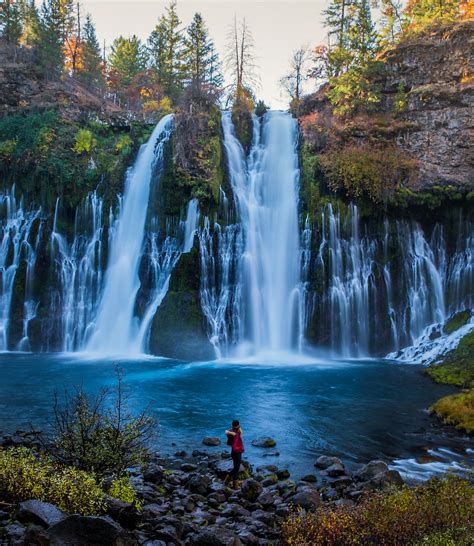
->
[224, 419, 245, 489]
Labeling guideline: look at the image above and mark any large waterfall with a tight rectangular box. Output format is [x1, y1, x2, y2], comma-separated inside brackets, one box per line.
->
[86, 114, 174, 355]
[221, 111, 302, 357]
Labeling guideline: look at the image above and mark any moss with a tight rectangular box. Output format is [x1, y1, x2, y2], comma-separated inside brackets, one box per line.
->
[444, 310, 471, 335]
[427, 330, 474, 389]
[430, 389, 474, 434]
[231, 104, 253, 153]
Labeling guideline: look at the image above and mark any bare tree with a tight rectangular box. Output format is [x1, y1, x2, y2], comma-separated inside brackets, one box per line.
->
[224, 16, 259, 98]
[280, 46, 309, 103]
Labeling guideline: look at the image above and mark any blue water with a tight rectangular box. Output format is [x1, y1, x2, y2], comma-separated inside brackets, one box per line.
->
[0, 354, 470, 478]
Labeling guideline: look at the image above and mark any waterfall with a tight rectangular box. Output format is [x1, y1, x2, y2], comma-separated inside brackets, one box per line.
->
[0, 189, 41, 351]
[183, 199, 199, 253]
[310, 203, 473, 358]
[86, 114, 174, 355]
[221, 111, 302, 357]
[50, 192, 111, 351]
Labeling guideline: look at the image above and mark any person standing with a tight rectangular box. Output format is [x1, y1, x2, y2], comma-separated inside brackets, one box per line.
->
[225, 419, 245, 489]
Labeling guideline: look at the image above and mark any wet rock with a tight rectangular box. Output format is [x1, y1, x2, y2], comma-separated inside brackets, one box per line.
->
[276, 469, 290, 480]
[3, 523, 27, 546]
[256, 491, 275, 509]
[314, 455, 343, 469]
[353, 460, 389, 482]
[325, 462, 346, 477]
[221, 503, 251, 519]
[47, 515, 123, 546]
[262, 451, 280, 458]
[203, 437, 221, 446]
[17, 499, 66, 527]
[251, 437, 276, 448]
[238, 530, 260, 544]
[192, 449, 207, 457]
[187, 473, 212, 495]
[181, 462, 198, 472]
[105, 496, 140, 529]
[175, 450, 187, 457]
[301, 474, 317, 483]
[291, 487, 322, 511]
[143, 463, 164, 484]
[155, 525, 179, 542]
[240, 478, 263, 502]
[187, 526, 241, 546]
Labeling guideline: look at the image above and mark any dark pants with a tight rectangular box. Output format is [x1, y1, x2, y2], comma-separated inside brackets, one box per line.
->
[231, 451, 242, 480]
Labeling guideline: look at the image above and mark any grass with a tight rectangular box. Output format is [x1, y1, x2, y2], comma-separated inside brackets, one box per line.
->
[430, 389, 474, 434]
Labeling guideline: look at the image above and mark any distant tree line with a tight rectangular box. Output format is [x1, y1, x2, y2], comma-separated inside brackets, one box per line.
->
[281, 0, 471, 115]
[0, 0, 240, 112]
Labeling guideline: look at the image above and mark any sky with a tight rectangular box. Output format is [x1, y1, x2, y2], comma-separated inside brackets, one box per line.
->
[82, 0, 328, 108]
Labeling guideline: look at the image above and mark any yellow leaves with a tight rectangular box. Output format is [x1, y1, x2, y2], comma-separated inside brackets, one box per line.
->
[73, 129, 96, 155]
[108, 475, 143, 510]
[0, 447, 106, 515]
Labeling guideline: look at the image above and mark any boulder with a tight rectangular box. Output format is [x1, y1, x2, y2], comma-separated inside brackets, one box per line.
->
[325, 462, 346, 477]
[353, 460, 389, 482]
[203, 437, 221, 446]
[291, 488, 322, 511]
[251, 437, 276, 448]
[314, 455, 344, 469]
[276, 469, 290, 480]
[187, 473, 212, 495]
[188, 527, 241, 546]
[17, 500, 66, 528]
[105, 496, 140, 529]
[47, 515, 123, 546]
[240, 478, 263, 502]
[143, 463, 164, 484]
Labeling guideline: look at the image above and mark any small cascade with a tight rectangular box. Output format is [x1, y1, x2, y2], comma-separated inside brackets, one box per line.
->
[182, 199, 199, 253]
[87, 114, 174, 355]
[198, 218, 242, 357]
[50, 192, 110, 351]
[0, 189, 41, 351]
[298, 215, 314, 351]
[221, 111, 302, 357]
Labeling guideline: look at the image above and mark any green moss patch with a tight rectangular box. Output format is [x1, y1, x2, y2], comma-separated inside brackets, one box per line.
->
[427, 330, 474, 389]
[430, 389, 474, 434]
[443, 310, 471, 335]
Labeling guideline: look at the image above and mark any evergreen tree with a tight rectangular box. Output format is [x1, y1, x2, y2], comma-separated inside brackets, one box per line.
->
[34, 0, 66, 78]
[0, 0, 23, 44]
[148, 1, 185, 100]
[349, 0, 378, 64]
[108, 35, 147, 94]
[183, 12, 223, 88]
[19, 0, 40, 46]
[78, 14, 104, 89]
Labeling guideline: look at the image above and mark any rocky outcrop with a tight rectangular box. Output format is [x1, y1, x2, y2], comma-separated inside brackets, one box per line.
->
[382, 21, 474, 191]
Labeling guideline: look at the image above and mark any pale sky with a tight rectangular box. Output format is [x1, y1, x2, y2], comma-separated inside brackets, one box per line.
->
[82, 0, 328, 108]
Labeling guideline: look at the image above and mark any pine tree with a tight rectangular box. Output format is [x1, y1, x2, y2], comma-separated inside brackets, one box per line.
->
[34, 0, 66, 78]
[148, 1, 185, 100]
[78, 14, 104, 89]
[0, 0, 23, 44]
[108, 35, 147, 94]
[183, 12, 223, 88]
[349, 0, 378, 65]
[19, 0, 40, 46]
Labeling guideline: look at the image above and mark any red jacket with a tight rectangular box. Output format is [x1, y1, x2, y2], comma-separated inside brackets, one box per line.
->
[231, 430, 244, 453]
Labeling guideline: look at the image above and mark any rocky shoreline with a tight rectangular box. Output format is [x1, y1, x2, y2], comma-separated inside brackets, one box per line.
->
[1, 431, 408, 546]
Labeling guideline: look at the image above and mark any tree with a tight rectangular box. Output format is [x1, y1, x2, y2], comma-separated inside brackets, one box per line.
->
[280, 46, 309, 104]
[78, 14, 104, 89]
[63, 1, 82, 74]
[225, 16, 259, 99]
[0, 0, 23, 44]
[323, 0, 354, 76]
[148, 0, 185, 100]
[34, 0, 66, 78]
[108, 35, 148, 95]
[183, 12, 223, 89]
[19, 0, 40, 46]
[403, 0, 460, 28]
[349, 0, 378, 65]
[377, 0, 403, 43]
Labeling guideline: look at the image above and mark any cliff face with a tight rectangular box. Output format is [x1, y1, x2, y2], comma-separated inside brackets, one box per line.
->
[300, 21, 474, 198]
[382, 21, 473, 191]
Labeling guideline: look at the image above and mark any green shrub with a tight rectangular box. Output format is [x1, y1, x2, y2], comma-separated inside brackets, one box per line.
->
[108, 475, 143, 510]
[0, 139, 17, 161]
[73, 129, 96, 155]
[444, 310, 471, 335]
[255, 100, 269, 117]
[115, 134, 133, 156]
[430, 389, 474, 434]
[0, 447, 105, 515]
[50, 370, 155, 477]
[394, 81, 407, 112]
[282, 476, 473, 545]
[320, 144, 418, 203]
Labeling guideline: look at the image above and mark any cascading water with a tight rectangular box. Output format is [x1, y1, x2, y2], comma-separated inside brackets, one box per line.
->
[50, 192, 112, 351]
[221, 111, 302, 357]
[86, 114, 174, 355]
[0, 189, 41, 351]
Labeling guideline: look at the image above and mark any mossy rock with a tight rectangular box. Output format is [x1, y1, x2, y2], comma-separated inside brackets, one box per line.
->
[427, 330, 474, 388]
[443, 310, 471, 335]
[430, 389, 474, 434]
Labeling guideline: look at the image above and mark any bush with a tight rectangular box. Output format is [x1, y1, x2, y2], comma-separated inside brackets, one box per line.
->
[108, 475, 143, 510]
[255, 100, 269, 117]
[0, 447, 105, 515]
[430, 389, 474, 434]
[282, 476, 473, 545]
[49, 370, 155, 478]
[320, 144, 418, 202]
[73, 129, 96, 155]
[115, 134, 133, 156]
[0, 139, 17, 161]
